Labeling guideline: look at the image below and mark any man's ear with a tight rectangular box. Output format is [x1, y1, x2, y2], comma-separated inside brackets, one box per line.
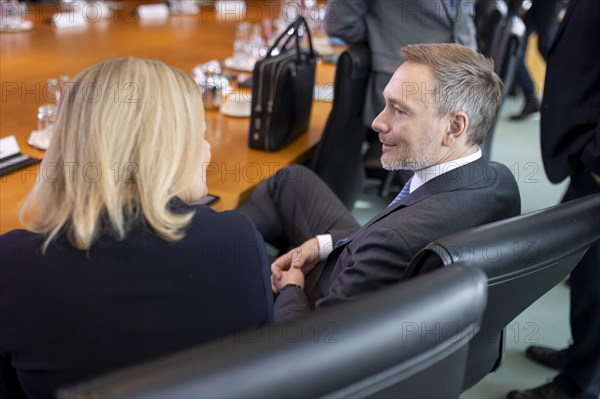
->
[443, 112, 469, 146]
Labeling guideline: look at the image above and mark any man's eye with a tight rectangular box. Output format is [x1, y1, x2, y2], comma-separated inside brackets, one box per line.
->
[394, 107, 405, 115]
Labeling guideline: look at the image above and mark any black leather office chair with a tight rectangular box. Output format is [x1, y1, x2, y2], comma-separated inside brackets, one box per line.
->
[406, 194, 600, 391]
[481, 14, 527, 159]
[476, 0, 509, 58]
[57, 265, 487, 399]
[310, 43, 370, 209]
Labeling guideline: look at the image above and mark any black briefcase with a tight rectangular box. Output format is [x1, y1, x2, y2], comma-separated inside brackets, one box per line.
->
[248, 17, 317, 151]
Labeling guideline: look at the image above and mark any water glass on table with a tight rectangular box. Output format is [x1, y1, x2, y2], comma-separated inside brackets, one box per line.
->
[37, 104, 57, 135]
[33, 78, 62, 150]
[38, 79, 61, 133]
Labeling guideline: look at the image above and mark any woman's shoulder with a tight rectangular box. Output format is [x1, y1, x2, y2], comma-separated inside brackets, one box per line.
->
[169, 197, 255, 232]
[191, 204, 254, 224]
[186, 205, 261, 239]
[181, 206, 268, 275]
[0, 229, 44, 251]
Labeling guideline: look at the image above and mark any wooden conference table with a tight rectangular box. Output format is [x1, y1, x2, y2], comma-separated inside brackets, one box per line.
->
[0, 2, 335, 234]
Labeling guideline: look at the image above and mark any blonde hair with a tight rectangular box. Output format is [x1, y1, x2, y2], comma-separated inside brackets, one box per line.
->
[400, 43, 504, 145]
[21, 58, 206, 252]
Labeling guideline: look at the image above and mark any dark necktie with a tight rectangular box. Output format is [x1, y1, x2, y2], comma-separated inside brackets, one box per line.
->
[334, 177, 412, 248]
[335, 176, 414, 249]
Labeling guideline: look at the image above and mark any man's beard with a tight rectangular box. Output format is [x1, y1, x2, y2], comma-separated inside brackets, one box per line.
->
[380, 134, 439, 171]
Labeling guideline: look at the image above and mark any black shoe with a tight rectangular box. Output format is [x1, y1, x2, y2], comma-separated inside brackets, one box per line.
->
[510, 99, 540, 120]
[507, 381, 573, 399]
[526, 345, 568, 370]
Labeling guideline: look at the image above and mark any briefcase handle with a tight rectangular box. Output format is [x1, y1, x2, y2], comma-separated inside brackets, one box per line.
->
[265, 16, 315, 62]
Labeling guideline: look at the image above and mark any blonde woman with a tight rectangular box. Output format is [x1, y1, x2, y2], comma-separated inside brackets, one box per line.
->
[0, 58, 273, 398]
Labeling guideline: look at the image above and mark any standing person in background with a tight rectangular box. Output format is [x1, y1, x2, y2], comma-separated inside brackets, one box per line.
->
[324, 0, 477, 128]
[507, 1, 600, 398]
[509, 0, 565, 121]
[0, 58, 273, 399]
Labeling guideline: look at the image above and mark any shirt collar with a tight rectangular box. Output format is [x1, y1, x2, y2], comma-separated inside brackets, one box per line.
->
[410, 148, 482, 193]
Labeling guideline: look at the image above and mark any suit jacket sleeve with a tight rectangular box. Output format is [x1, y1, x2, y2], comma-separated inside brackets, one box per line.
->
[273, 226, 408, 322]
[0, 354, 26, 399]
[540, 0, 600, 182]
[582, 116, 600, 175]
[274, 286, 313, 323]
[0, 356, 9, 398]
[324, 0, 368, 44]
[315, 225, 412, 310]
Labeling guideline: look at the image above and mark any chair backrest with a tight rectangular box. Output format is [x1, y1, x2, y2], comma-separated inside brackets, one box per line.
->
[57, 265, 487, 399]
[476, 0, 509, 58]
[494, 15, 526, 97]
[481, 14, 526, 160]
[310, 43, 370, 209]
[407, 194, 600, 390]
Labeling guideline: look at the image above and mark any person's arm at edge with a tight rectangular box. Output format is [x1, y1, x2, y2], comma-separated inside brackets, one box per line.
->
[323, 0, 368, 44]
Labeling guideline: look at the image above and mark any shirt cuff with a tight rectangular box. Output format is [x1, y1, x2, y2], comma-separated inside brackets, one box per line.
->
[315, 234, 334, 261]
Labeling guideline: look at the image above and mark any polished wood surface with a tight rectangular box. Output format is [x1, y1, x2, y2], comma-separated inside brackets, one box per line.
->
[0, 3, 335, 233]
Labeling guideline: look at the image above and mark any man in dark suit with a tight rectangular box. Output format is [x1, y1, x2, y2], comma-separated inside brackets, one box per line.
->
[507, 1, 600, 398]
[239, 43, 521, 322]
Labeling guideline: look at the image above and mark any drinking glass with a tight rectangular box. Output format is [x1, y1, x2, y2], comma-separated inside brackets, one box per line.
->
[232, 22, 251, 66]
[37, 79, 60, 134]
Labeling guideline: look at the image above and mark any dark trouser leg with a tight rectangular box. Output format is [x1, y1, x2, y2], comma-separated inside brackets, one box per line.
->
[554, 174, 600, 399]
[514, 15, 536, 100]
[554, 240, 600, 398]
[238, 164, 360, 250]
[515, 58, 536, 101]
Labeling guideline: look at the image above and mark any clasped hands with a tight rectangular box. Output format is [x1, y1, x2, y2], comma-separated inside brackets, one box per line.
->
[271, 237, 320, 295]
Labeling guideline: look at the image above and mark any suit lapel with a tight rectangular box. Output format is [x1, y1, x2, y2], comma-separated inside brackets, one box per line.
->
[547, 0, 576, 58]
[340, 157, 490, 246]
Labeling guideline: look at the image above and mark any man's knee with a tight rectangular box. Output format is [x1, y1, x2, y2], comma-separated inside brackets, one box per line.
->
[270, 164, 320, 188]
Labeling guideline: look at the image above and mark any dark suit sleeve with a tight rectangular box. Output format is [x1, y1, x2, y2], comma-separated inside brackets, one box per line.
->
[323, 0, 368, 44]
[581, 116, 600, 175]
[0, 356, 10, 398]
[273, 225, 411, 322]
[540, 0, 600, 183]
[328, 227, 359, 244]
[316, 225, 413, 309]
[0, 355, 27, 399]
[274, 286, 313, 323]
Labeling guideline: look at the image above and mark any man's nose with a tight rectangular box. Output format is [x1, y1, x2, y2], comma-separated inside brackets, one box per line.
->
[372, 110, 387, 134]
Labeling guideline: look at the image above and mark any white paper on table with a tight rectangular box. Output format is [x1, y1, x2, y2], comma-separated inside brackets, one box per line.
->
[0, 136, 20, 160]
[138, 3, 169, 20]
[53, 11, 88, 28]
[313, 84, 334, 103]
